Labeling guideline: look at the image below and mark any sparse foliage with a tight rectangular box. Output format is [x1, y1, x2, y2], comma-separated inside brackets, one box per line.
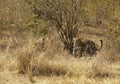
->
[25, 0, 85, 53]
[0, 0, 120, 83]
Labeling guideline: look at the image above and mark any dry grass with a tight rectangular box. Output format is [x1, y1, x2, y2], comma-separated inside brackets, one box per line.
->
[0, 36, 120, 84]
[0, 0, 120, 84]
[0, 26, 119, 84]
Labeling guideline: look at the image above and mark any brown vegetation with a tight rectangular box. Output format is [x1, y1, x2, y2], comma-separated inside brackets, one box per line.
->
[0, 0, 120, 84]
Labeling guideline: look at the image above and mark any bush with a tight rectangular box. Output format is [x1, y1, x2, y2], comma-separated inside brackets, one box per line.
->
[27, 19, 48, 37]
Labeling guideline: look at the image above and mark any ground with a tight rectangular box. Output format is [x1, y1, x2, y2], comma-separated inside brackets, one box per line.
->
[0, 26, 120, 84]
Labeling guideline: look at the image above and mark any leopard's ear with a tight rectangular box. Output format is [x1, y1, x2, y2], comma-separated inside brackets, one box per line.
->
[96, 40, 103, 51]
